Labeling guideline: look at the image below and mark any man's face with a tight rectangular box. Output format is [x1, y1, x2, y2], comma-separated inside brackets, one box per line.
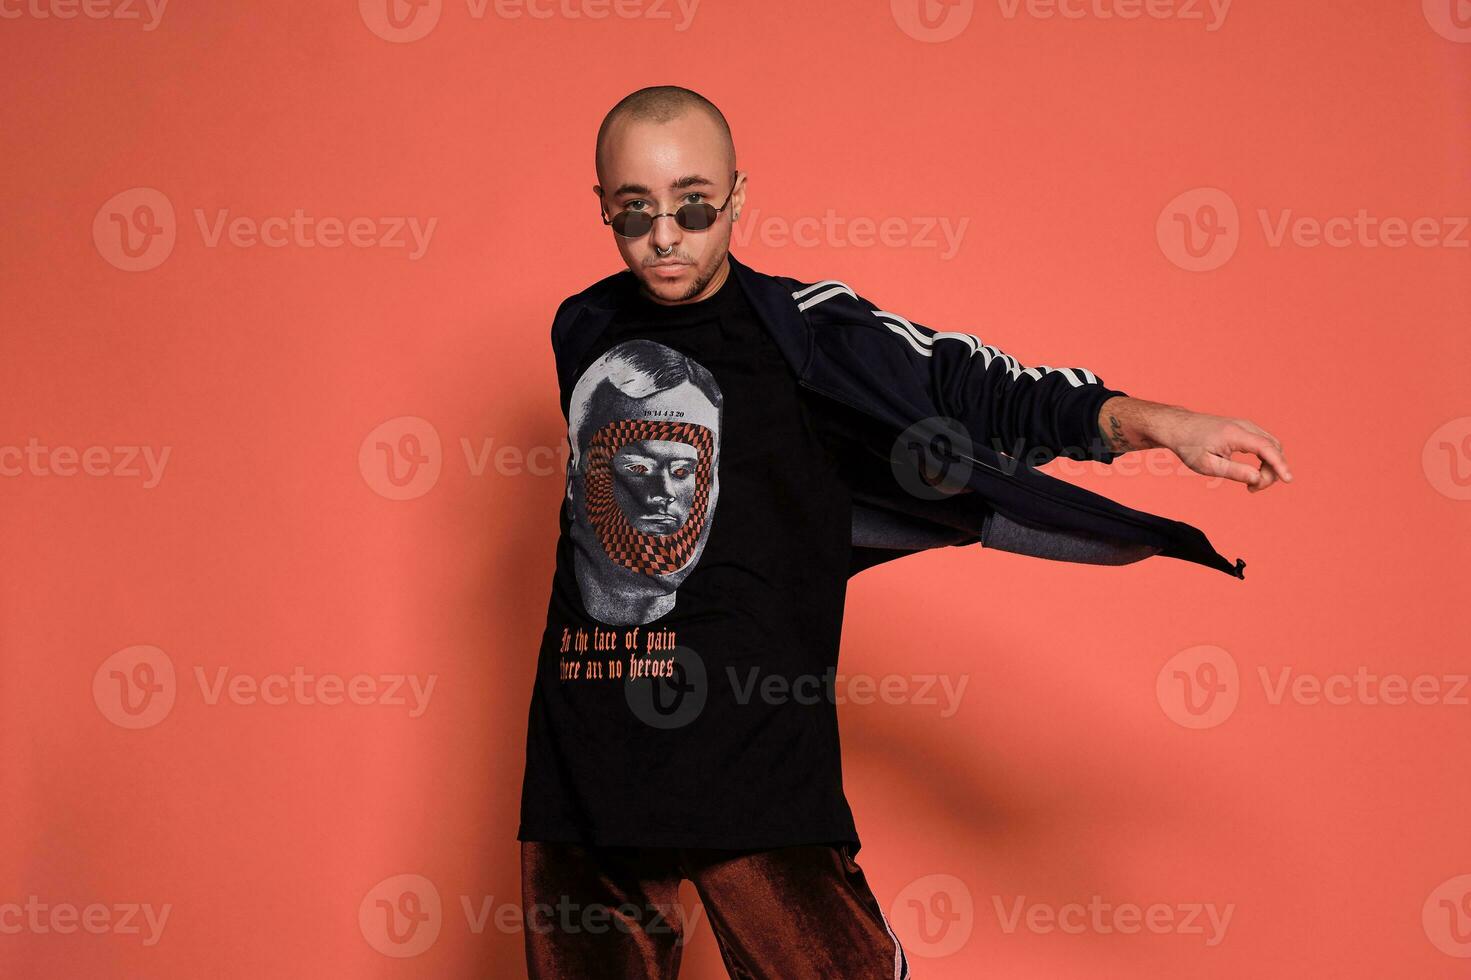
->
[612, 439, 697, 534]
[569, 375, 722, 576]
[594, 111, 746, 304]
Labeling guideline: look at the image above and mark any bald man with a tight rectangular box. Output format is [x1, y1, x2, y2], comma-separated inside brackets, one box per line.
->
[517, 84, 1290, 980]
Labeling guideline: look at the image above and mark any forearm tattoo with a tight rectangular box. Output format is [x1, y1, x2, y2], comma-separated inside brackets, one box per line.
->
[1105, 413, 1136, 453]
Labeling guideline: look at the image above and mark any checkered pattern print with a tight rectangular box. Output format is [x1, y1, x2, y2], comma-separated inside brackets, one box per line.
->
[584, 418, 715, 577]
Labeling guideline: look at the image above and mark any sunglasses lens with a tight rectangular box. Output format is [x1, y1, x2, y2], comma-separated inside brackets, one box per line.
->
[612, 211, 652, 238]
[676, 203, 718, 232]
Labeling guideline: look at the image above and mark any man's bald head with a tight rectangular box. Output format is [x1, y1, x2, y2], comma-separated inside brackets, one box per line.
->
[595, 85, 736, 177]
[592, 85, 746, 305]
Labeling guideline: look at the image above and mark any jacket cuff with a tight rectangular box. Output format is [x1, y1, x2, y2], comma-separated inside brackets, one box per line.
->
[1062, 384, 1131, 465]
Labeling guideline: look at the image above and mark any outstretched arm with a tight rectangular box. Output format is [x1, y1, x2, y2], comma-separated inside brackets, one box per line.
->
[1097, 395, 1294, 493]
[805, 285, 1132, 466]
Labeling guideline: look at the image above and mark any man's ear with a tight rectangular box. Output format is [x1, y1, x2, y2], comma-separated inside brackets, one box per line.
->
[731, 171, 748, 220]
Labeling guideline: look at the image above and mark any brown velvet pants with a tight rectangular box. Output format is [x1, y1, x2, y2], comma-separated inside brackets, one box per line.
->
[520, 840, 911, 979]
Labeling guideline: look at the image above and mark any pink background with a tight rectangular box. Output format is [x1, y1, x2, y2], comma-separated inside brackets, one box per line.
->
[3, 1, 1469, 976]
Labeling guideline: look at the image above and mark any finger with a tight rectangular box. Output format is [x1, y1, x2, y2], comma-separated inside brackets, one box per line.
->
[1238, 420, 1281, 453]
[1232, 430, 1293, 484]
[1197, 452, 1264, 487]
[1243, 447, 1279, 492]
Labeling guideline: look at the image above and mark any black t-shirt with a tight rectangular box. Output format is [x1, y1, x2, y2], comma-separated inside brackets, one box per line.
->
[517, 268, 864, 852]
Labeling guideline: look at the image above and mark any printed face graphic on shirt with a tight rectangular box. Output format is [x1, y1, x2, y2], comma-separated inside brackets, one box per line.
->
[566, 339, 722, 625]
[609, 435, 700, 534]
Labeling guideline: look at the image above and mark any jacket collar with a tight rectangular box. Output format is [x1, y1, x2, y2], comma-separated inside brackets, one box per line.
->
[565, 251, 811, 382]
[725, 251, 812, 379]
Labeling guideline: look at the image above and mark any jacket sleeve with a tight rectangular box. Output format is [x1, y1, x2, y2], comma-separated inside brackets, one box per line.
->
[823, 285, 1132, 466]
[550, 295, 579, 422]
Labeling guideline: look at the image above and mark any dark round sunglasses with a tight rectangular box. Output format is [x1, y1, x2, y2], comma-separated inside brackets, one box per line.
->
[601, 172, 739, 239]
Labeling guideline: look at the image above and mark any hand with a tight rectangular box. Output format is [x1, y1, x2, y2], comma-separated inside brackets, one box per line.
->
[1153, 408, 1294, 493]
